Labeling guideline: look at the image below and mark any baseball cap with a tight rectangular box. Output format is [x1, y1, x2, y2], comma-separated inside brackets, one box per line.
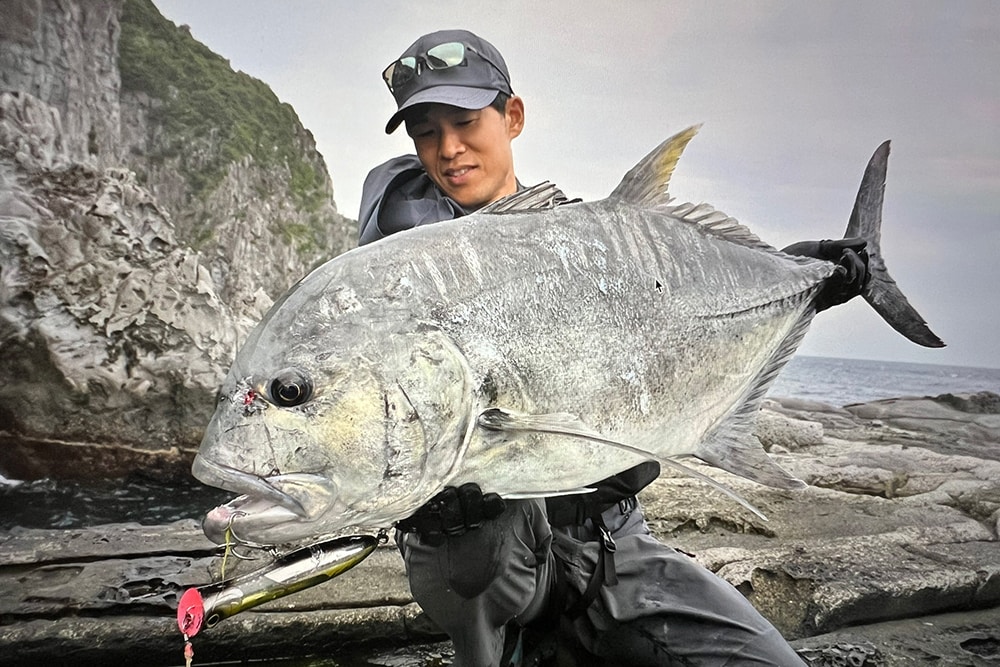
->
[383, 29, 514, 134]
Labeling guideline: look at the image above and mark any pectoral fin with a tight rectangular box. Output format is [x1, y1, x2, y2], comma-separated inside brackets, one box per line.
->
[502, 488, 598, 500]
[477, 408, 768, 520]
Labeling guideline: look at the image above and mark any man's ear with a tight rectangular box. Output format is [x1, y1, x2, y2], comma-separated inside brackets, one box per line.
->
[506, 96, 525, 139]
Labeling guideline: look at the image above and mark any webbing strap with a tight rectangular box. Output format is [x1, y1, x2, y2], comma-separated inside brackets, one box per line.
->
[566, 513, 618, 617]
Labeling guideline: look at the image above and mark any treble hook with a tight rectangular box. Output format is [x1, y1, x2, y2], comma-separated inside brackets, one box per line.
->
[228, 543, 263, 561]
[219, 511, 277, 565]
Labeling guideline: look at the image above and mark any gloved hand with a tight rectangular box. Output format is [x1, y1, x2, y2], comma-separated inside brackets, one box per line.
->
[396, 483, 507, 546]
[782, 237, 870, 312]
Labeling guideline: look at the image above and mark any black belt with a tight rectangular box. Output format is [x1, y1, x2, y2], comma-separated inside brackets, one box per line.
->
[546, 493, 638, 528]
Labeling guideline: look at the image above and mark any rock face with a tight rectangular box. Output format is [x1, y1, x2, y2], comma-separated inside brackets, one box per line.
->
[0, 90, 263, 476]
[0, 0, 356, 478]
[116, 0, 357, 304]
[0, 394, 997, 665]
[0, 0, 123, 166]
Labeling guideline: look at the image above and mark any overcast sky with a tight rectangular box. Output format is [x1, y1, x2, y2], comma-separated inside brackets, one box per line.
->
[153, 1, 999, 370]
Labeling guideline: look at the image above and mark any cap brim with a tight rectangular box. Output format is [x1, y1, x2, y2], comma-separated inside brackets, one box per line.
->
[385, 86, 500, 134]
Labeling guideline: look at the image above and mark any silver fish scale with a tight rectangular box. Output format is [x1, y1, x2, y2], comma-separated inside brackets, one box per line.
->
[240, 198, 830, 500]
[421, 203, 822, 492]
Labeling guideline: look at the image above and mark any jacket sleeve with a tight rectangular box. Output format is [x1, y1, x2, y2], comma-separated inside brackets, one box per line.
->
[357, 155, 467, 246]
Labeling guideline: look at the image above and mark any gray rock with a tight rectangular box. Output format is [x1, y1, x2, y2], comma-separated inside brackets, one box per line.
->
[843, 394, 1000, 461]
[0, 0, 122, 167]
[0, 0, 357, 476]
[756, 402, 825, 452]
[1, 89, 260, 471]
[792, 607, 1000, 666]
[648, 394, 1000, 662]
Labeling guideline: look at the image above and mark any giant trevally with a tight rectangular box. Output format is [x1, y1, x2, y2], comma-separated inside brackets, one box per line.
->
[192, 126, 943, 547]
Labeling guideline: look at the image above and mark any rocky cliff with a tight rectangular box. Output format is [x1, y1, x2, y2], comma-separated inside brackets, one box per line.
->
[0, 0, 123, 166]
[0, 0, 356, 479]
[116, 0, 356, 305]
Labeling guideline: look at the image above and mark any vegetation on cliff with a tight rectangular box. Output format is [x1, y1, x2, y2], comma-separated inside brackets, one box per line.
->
[118, 0, 329, 216]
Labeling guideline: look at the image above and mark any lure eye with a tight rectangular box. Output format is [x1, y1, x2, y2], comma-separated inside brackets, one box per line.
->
[268, 368, 313, 407]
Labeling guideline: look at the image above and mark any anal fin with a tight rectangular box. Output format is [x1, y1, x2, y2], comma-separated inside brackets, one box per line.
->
[477, 408, 770, 520]
[694, 429, 806, 491]
[695, 309, 813, 491]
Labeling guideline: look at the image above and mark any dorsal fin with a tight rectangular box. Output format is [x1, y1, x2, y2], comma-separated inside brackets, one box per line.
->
[479, 182, 565, 214]
[665, 201, 835, 274]
[663, 200, 811, 258]
[609, 124, 701, 207]
[666, 201, 777, 252]
[608, 124, 817, 263]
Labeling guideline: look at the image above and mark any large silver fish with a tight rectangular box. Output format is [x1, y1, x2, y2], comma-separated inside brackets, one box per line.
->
[193, 126, 943, 546]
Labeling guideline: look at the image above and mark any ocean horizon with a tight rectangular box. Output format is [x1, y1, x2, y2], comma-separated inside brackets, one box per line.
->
[768, 355, 1000, 407]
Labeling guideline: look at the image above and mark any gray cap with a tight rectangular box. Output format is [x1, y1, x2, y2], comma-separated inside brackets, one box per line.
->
[384, 29, 513, 134]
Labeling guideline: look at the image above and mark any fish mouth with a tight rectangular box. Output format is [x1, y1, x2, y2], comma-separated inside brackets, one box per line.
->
[192, 454, 340, 546]
[192, 455, 308, 516]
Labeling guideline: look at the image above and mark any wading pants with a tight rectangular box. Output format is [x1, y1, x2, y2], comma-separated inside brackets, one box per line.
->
[397, 498, 806, 666]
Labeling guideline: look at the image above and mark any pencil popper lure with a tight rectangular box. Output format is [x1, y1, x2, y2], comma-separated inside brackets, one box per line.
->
[175, 532, 382, 665]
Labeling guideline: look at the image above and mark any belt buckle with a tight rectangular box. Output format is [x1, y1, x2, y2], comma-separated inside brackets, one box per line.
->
[598, 524, 616, 553]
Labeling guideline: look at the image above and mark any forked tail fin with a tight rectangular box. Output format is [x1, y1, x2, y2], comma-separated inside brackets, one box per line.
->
[694, 141, 945, 494]
[847, 141, 945, 348]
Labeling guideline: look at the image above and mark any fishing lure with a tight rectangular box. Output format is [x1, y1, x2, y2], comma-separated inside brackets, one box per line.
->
[176, 532, 382, 664]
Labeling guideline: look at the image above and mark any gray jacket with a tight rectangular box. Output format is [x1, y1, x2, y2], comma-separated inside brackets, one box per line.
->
[357, 155, 468, 246]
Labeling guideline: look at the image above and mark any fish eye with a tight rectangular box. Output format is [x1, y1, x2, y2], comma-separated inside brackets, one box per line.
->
[268, 368, 313, 407]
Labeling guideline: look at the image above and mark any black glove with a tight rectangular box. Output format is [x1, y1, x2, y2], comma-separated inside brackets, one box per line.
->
[782, 237, 870, 312]
[396, 483, 507, 546]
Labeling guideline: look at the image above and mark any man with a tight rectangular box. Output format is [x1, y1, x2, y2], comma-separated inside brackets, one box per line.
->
[359, 29, 867, 666]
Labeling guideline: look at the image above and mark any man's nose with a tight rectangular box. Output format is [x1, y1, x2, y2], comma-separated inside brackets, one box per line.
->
[439, 127, 465, 159]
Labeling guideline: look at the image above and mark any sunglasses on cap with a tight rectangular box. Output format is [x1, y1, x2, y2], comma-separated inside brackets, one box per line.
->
[382, 41, 510, 94]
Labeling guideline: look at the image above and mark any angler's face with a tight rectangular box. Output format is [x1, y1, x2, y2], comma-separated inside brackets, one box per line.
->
[405, 98, 524, 211]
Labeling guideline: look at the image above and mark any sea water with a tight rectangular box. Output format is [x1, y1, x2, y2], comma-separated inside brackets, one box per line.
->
[768, 355, 1000, 406]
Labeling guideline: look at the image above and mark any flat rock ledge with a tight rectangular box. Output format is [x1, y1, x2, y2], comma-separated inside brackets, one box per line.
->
[1, 392, 998, 666]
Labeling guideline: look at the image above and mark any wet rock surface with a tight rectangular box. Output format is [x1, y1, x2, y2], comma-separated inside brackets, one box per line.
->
[0, 89, 263, 469]
[1, 393, 997, 666]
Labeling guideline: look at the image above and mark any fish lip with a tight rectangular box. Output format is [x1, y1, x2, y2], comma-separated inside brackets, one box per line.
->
[201, 494, 304, 545]
[192, 454, 307, 518]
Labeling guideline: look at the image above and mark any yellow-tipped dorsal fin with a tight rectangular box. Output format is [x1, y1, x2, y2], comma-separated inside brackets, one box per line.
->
[609, 124, 701, 208]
